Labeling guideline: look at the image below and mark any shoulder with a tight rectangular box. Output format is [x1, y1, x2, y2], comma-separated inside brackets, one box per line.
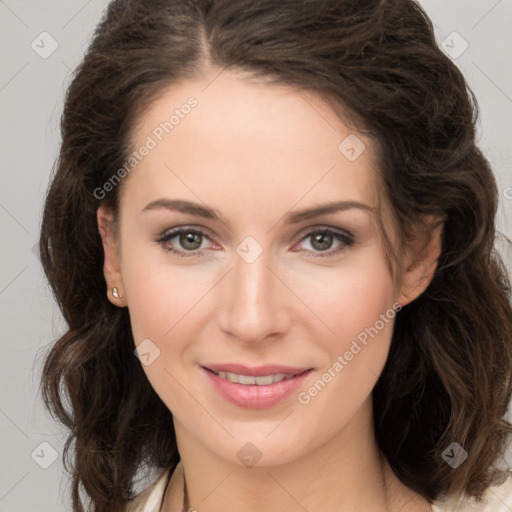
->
[431, 471, 512, 512]
[125, 466, 172, 512]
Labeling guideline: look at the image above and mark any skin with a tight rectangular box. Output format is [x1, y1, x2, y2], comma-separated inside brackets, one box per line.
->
[98, 68, 441, 511]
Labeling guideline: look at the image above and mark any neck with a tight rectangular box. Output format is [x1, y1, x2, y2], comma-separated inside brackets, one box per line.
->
[163, 398, 430, 512]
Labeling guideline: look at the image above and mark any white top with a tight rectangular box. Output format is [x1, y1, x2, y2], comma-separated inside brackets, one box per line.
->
[125, 462, 512, 512]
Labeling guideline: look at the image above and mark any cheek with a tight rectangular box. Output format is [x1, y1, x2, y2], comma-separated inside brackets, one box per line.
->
[291, 261, 396, 444]
[294, 250, 396, 393]
[119, 242, 207, 410]
[120, 237, 204, 345]
[296, 250, 396, 344]
[332, 268, 394, 342]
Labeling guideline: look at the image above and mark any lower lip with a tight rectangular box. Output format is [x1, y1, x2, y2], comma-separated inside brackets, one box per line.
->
[202, 367, 313, 409]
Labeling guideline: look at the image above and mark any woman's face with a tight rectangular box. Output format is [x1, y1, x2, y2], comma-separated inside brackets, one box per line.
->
[100, 70, 416, 468]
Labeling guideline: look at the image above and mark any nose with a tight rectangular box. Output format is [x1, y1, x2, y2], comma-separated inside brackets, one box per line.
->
[217, 245, 292, 344]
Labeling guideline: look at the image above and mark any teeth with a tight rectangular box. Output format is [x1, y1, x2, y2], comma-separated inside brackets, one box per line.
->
[216, 371, 292, 385]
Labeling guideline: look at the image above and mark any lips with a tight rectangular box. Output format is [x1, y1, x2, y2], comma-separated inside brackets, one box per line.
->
[201, 363, 313, 409]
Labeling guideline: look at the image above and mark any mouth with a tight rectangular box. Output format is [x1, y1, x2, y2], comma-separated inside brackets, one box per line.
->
[206, 369, 301, 385]
[201, 364, 314, 409]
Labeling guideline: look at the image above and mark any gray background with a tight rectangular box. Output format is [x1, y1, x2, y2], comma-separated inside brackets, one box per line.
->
[1, 1, 511, 510]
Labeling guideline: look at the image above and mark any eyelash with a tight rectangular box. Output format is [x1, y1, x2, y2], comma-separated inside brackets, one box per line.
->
[155, 226, 355, 259]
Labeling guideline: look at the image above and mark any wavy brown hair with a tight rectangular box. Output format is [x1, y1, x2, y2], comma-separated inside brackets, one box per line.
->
[38, 0, 512, 510]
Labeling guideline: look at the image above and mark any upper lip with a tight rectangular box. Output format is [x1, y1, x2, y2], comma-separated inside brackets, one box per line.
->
[203, 363, 312, 377]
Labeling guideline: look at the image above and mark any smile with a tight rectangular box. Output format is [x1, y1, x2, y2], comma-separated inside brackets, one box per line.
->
[211, 370, 298, 385]
[202, 365, 314, 409]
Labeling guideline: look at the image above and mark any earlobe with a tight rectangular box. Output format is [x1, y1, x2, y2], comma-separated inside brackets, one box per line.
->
[396, 217, 443, 307]
[97, 205, 127, 307]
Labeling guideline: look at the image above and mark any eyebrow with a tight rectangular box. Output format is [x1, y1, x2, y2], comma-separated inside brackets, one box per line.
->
[141, 198, 375, 224]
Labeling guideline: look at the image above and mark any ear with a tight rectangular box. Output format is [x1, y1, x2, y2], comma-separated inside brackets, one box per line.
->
[396, 215, 443, 307]
[97, 204, 127, 307]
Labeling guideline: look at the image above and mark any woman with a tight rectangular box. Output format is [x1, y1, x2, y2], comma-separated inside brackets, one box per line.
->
[38, 0, 512, 511]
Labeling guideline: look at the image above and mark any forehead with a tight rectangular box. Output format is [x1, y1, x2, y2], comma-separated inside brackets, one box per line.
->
[122, 70, 380, 214]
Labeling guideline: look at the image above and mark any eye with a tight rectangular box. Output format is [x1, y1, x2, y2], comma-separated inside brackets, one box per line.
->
[292, 228, 355, 257]
[155, 227, 215, 258]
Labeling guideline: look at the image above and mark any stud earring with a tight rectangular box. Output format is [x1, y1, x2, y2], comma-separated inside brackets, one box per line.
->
[112, 287, 121, 299]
